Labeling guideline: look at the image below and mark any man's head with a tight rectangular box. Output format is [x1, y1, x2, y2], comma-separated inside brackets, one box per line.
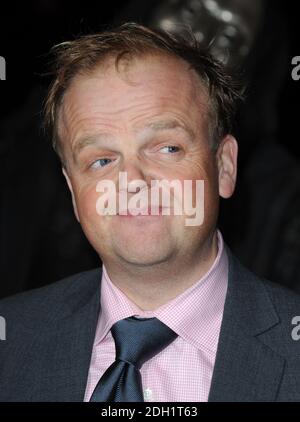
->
[44, 22, 241, 269]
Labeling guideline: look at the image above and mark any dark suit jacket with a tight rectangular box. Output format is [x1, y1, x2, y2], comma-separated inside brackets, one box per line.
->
[1, 248, 300, 402]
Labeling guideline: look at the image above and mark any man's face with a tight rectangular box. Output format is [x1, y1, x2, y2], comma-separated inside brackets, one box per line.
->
[59, 53, 237, 267]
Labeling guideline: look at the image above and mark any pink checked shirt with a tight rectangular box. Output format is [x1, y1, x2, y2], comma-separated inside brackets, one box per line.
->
[84, 230, 228, 402]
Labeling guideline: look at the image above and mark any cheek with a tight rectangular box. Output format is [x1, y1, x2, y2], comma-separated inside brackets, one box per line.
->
[74, 185, 100, 223]
[177, 156, 218, 195]
[156, 155, 218, 211]
[187, 158, 219, 216]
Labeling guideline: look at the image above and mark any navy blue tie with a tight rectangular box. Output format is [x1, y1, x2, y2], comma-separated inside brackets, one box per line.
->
[89, 316, 178, 402]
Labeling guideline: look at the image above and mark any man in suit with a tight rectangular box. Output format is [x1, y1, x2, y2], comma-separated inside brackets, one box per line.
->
[1, 22, 300, 402]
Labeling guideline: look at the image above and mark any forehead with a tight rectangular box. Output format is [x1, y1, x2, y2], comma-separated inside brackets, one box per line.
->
[58, 53, 209, 139]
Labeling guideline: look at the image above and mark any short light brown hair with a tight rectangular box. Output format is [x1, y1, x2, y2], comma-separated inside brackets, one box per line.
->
[43, 22, 243, 164]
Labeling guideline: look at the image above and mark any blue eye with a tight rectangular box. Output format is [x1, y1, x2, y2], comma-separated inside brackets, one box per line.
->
[90, 158, 112, 169]
[160, 145, 180, 153]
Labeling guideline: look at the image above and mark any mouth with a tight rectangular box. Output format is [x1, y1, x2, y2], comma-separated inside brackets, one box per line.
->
[117, 205, 169, 217]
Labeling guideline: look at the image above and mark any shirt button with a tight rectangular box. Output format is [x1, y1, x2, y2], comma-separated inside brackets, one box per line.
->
[144, 388, 153, 401]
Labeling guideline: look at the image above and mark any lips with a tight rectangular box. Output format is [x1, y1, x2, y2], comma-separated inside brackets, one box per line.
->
[117, 205, 167, 216]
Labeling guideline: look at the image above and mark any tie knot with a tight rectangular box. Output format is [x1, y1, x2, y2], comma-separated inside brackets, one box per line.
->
[111, 316, 177, 369]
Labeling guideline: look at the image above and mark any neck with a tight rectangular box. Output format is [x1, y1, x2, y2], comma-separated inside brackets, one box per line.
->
[103, 231, 219, 311]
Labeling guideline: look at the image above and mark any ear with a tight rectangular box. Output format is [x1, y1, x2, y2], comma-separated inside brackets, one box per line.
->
[216, 135, 238, 199]
[62, 167, 80, 222]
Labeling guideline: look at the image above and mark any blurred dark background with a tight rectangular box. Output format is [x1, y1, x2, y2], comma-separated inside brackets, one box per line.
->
[1, 0, 300, 299]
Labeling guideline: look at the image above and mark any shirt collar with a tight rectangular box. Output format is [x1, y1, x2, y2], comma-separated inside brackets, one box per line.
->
[94, 229, 228, 353]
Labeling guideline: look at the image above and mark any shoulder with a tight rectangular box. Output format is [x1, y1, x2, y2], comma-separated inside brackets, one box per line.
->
[241, 258, 300, 314]
[0, 268, 102, 328]
[228, 248, 300, 313]
[262, 276, 300, 312]
[259, 276, 300, 344]
[226, 247, 300, 341]
[228, 250, 300, 358]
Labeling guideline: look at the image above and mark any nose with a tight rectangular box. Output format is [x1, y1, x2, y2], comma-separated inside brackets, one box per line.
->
[118, 156, 151, 193]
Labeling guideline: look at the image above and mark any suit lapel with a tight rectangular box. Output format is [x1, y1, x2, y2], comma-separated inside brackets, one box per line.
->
[45, 295, 100, 401]
[208, 249, 286, 402]
[29, 269, 102, 402]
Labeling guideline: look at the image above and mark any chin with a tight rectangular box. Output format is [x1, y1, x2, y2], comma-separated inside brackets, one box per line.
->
[116, 247, 174, 267]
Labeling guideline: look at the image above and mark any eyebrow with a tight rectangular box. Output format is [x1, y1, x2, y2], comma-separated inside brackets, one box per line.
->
[72, 134, 112, 157]
[140, 119, 194, 136]
[72, 118, 195, 158]
[137, 119, 197, 144]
